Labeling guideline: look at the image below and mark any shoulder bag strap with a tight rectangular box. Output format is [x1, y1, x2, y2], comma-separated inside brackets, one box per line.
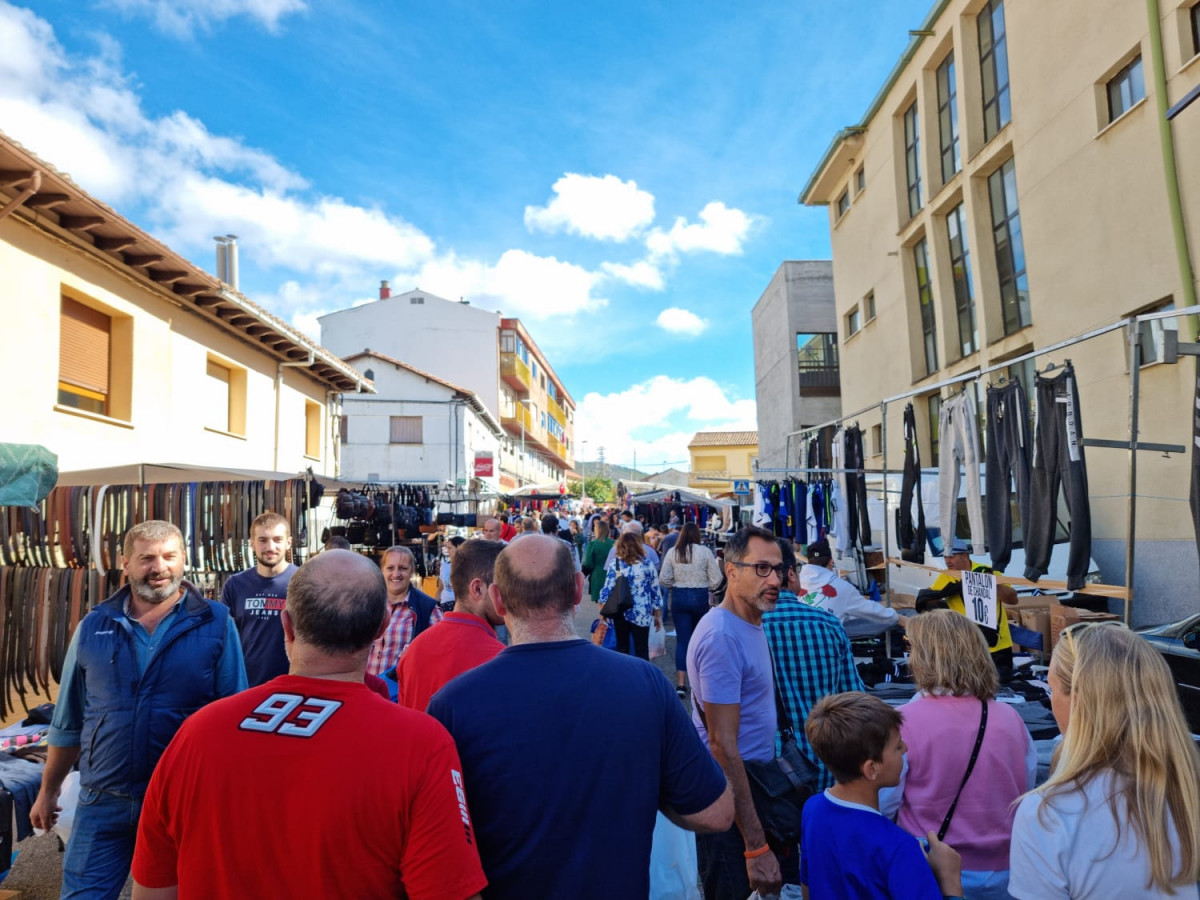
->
[937, 698, 989, 841]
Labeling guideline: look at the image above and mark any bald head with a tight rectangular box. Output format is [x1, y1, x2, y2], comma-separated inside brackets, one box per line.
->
[482, 518, 503, 541]
[286, 550, 387, 655]
[494, 534, 577, 618]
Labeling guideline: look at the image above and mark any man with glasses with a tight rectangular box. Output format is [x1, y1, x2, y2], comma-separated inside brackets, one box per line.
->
[686, 525, 792, 899]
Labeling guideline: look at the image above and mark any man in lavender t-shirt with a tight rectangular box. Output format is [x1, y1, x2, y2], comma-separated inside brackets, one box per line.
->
[686, 525, 790, 900]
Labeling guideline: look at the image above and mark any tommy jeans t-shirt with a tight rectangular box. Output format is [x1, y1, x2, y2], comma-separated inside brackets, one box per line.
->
[220, 566, 296, 686]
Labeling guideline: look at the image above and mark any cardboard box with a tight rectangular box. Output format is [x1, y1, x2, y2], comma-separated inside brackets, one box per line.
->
[1049, 604, 1120, 650]
[1019, 608, 1052, 653]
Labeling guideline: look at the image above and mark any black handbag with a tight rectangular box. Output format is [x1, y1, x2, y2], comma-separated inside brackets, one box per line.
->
[743, 662, 820, 850]
[600, 570, 634, 618]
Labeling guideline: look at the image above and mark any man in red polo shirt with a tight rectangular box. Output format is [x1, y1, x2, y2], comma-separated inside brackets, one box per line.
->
[396, 540, 505, 711]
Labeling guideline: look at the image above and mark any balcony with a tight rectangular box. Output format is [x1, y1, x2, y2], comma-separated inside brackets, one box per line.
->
[500, 352, 531, 393]
[797, 365, 841, 396]
[546, 433, 569, 465]
[797, 333, 841, 397]
[546, 395, 565, 426]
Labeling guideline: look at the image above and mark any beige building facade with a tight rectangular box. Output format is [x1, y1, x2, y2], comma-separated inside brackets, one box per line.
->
[0, 131, 369, 477]
[801, 0, 1200, 624]
[688, 431, 759, 496]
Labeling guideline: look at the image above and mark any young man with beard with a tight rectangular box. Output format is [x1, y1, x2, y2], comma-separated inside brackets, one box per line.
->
[31, 520, 247, 899]
[687, 525, 790, 900]
[220, 511, 297, 686]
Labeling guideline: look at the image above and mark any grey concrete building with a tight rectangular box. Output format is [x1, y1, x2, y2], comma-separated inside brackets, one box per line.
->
[752, 261, 841, 470]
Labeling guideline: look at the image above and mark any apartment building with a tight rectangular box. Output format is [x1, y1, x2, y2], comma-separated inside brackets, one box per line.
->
[319, 289, 575, 489]
[688, 431, 759, 496]
[800, 0, 1200, 624]
[0, 130, 368, 476]
[752, 261, 842, 469]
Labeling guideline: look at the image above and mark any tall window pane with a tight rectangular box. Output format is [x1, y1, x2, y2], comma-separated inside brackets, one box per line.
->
[913, 238, 938, 375]
[1106, 57, 1145, 122]
[979, 0, 1011, 141]
[904, 101, 922, 218]
[937, 53, 960, 184]
[927, 393, 942, 460]
[988, 159, 1031, 334]
[946, 204, 977, 357]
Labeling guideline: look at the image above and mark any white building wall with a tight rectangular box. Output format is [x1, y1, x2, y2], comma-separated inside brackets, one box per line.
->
[319, 290, 503, 420]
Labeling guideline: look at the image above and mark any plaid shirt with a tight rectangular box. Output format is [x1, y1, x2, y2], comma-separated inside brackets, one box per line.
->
[762, 590, 865, 789]
[367, 595, 444, 676]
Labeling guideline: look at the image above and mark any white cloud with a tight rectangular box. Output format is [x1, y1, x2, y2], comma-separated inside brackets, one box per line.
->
[599, 259, 664, 290]
[524, 173, 655, 242]
[655, 307, 709, 337]
[646, 201, 755, 259]
[98, 0, 307, 36]
[574, 376, 757, 473]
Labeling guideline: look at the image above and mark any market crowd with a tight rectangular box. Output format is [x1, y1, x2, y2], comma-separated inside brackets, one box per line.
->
[24, 510, 1200, 899]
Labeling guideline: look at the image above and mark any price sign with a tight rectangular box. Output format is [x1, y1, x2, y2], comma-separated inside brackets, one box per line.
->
[961, 570, 998, 630]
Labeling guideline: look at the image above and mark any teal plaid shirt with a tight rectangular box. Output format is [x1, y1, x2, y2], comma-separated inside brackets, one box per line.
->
[762, 590, 865, 790]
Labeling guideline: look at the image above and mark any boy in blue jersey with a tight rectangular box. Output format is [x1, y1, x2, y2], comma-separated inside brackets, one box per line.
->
[800, 692, 964, 900]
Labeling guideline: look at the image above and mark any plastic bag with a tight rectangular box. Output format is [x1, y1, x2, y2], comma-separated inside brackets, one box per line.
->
[649, 622, 666, 660]
[32, 770, 80, 844]
[649, 811, 699, 900]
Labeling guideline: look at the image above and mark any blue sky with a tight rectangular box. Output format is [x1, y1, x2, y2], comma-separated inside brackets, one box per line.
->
[3, 0, 931, 472]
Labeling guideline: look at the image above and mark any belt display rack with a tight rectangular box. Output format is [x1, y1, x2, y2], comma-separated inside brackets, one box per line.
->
[0, 477, 315, 719]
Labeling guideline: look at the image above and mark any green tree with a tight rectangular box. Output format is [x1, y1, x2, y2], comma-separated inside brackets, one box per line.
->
[579, 475, 613, 503]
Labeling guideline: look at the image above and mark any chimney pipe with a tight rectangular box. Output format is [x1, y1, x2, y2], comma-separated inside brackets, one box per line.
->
[380, 280, 391, 300]
[225, 234, 239, 291]
[214, 236, 228, 283]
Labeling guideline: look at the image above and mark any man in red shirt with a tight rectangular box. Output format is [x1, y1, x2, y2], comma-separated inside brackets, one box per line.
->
[397, 540, 505, 711]
[130, 550, 487, 900]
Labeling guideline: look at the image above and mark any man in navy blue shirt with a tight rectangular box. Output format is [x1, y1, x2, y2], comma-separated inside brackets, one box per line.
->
[428, 535, 732, 899]
[221, 511, 296, 686]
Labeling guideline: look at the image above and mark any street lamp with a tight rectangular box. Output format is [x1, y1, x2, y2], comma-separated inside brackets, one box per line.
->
[518, 397, 532, 488]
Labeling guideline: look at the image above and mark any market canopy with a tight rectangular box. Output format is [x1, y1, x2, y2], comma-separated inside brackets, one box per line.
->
[0, 443, 58, 507]
[628, 488, 734, 509]
[54, 462, 362, 491]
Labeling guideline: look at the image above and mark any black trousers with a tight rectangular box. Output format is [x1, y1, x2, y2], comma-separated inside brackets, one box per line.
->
[898, 403, 927, 562]
[612, 615, 649, 660]
[985, 378, 1032, 573]
[844, 425, 872, 548]
[1024, 364, 1092, 590]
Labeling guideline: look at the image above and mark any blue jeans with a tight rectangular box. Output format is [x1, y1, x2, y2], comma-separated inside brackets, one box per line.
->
[62, 787, 142, 900]
[670, 587, 710, 674]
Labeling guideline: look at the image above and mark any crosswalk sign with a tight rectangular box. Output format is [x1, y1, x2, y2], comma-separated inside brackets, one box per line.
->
[733, 480, 751, 495]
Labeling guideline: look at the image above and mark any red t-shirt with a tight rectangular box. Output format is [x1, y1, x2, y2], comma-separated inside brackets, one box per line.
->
[395, 612, 504, 711]
[132, 675, 487, 900]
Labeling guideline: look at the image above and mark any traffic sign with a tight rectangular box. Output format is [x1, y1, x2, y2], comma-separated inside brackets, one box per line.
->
[733, 479, 751, 495]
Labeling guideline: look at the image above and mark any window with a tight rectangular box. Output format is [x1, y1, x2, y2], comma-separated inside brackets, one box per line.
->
[871, 424, 883, 456]
[904, 101, 922, 218]
[1193, 3, 1200, 56]
[913, 238, 938, 375]
[855, 167, 866, 194]
[339, 415, 348, 444]
[1107, 57, 1145, 122]
[979, 0, 1011, 141]
[1136, 301, 1179, 365]
[927, 393, 942, 460]
[865, 292, 876, 322]
[410, 296, 424, 305]
[836, 189, 850, 219]
[305, 401, 322, 458]
[846, 308, 860, 337]
[206, 359, 231, 432]
[58, 296, 111, 415]
[946, 204, 977, 357]
[389, 415, 422, 444]
[796, 333, 840, 395]
[937, 53, 960, 184]
[988, 158, 1032, 334]
[500, 331, 515, 353]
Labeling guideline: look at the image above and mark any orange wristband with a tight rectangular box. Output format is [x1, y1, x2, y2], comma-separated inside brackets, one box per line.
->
[743, 844, 771, 859]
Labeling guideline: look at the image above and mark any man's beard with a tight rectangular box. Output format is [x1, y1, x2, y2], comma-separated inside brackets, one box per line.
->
[130, 571, 183, 604]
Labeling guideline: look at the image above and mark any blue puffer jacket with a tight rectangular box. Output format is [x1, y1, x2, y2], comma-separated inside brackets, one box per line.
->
[74, 583, 231, 798]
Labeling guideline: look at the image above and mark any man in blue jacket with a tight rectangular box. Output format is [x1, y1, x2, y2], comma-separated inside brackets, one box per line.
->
[30, 520, 246, 899]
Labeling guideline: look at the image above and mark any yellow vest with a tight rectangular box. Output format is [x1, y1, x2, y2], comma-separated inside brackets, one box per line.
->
[930, 564, 1012, 653]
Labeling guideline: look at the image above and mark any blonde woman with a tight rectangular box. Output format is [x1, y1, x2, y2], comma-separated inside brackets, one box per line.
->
[891, 610, 1033, 900]
[1009, 622, 1200, 898]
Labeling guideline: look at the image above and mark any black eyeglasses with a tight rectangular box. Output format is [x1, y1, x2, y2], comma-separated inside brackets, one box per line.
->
[729, 561, 789, 579]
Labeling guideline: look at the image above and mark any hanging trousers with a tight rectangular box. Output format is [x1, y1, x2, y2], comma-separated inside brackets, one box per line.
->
[831, 428, 851, 554]
[1024, 364, 1092, 590]
[845, 425, 872, 548]
[984, 378, 1032, 574]
[898, 403, 927, 562]
[938, 390, 986, 554]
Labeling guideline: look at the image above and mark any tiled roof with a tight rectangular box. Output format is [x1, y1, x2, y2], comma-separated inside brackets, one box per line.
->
[688, 431, 759, 447]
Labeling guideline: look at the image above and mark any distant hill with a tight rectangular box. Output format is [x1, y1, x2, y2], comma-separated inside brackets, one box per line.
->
[586, 462, 650, 483]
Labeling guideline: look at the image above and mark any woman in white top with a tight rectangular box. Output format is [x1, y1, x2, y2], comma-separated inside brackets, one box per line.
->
[658, 522, 722, 697]
[1009, 622, 1200, 898]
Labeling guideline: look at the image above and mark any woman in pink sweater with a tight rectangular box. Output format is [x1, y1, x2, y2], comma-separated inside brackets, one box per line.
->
[895, 610, 1035, 900]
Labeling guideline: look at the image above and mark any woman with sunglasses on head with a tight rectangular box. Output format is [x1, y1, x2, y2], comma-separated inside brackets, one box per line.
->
[1009, 622, 1200, 898]
[887, 610, 1034, 900]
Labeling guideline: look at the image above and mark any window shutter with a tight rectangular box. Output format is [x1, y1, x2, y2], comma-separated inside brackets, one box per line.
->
[60, 296, 111, 393]
[390, 416, 423, 443]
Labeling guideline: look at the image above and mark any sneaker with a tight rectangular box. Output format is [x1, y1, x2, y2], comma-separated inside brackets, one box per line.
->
[676, 686, 688, 698]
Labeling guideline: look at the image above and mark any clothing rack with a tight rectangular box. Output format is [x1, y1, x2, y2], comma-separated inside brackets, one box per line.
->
[769, 305, 1200, 623]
